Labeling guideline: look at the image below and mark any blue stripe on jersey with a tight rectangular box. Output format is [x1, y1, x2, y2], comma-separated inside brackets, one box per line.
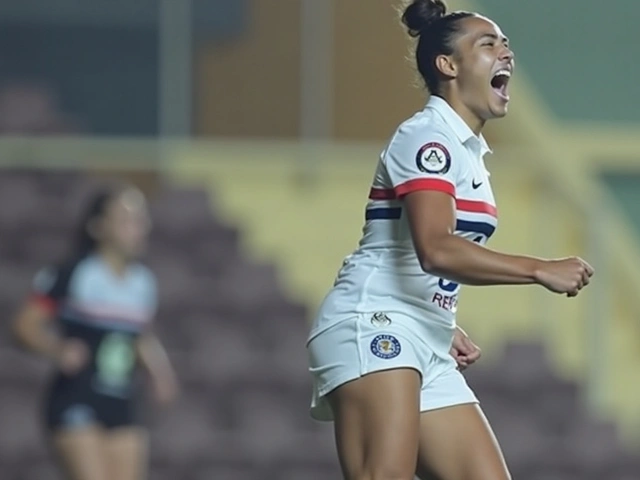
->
[61, 308, 144, 333]
[365, 207, 402, 220]
[455, 220, 496, 237]
[365, 208, 496, 237]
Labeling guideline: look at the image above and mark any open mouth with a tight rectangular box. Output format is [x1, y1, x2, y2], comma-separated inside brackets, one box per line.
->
[490, 69, 511, 100]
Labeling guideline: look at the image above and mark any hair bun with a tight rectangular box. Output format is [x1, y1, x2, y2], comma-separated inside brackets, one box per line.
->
[401, 0, 447, 37]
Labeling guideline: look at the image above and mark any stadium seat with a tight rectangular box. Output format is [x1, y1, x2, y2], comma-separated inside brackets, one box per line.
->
[1, 169, 637, 479]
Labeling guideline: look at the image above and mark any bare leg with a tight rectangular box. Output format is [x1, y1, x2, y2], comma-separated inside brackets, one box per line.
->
[103, 427, 149, 480]
[51, 426, 109, 480]
[415, 403, 510, 480]
[327, 368, 421, 480]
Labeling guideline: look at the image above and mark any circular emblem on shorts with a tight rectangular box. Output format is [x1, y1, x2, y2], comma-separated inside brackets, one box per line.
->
[416, 142, 451, 174]
[370, 334, 401, 359]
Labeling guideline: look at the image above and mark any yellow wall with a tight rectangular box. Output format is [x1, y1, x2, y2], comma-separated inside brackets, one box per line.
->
[188, 0, 640, 442]
[168, 142, 640, 442]
[167, 147, 573, 356]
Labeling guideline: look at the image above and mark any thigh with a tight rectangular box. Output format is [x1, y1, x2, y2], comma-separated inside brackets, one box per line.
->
[103, 427, 148, 480]
[415, 403, 510, 480]
[328, 368, 421, 480]
[51, 426, 109, 480]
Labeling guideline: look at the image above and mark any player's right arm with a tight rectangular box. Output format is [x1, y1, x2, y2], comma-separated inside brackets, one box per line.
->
[13, 266, 88, 370]
[13, 300, 62, 359]
[13, 267, 65, 359]
[384, 127, 593, 296]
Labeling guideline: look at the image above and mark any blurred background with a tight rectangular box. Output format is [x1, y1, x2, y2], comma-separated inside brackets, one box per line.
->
[1, 0, 639, 479]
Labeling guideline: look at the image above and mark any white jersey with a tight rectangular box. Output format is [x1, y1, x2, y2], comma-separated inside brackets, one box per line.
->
[309, 96, 499, 357]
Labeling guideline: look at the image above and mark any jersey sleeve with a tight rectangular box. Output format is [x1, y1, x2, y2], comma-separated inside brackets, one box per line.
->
[383, 126, 461, 199]
[30, 265, 73, 314]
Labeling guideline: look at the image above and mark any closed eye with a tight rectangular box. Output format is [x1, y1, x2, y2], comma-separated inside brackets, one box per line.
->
[478, 33, 509, 49]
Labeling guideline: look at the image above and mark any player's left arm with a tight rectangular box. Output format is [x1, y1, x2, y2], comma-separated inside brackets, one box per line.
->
[450, 325, 481, 371]
[136, 269, 179, 405]
[137, 331, 179, 405]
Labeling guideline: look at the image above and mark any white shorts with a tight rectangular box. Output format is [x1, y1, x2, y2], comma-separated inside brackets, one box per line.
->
[307, 312, 478, 421]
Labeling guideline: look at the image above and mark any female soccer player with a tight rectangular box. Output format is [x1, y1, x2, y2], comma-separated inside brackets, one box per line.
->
[307, 1, 594, 479]
[13, 185, 178, 480]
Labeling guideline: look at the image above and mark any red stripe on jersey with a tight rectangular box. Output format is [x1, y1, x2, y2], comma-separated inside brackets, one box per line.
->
[30, 293, 57, 314]
[369, 188, 396, 200]
[456, 199, 497, 217]
[395, 178, 455, 198]
[67, 301, 151, 325]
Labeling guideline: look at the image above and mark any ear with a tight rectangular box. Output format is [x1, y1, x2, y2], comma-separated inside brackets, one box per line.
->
[435, 54, 458, 79]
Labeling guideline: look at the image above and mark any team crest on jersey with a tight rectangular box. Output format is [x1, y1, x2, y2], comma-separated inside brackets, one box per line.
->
[370, 334, 401, 359]
[416, 142, 451, 174]
[371, 312, 392, 327]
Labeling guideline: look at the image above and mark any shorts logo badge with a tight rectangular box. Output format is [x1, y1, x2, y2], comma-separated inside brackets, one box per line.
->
[370, 334, 401, 359]
[61, 404, 95, 427]
[371, 312, 392, 327]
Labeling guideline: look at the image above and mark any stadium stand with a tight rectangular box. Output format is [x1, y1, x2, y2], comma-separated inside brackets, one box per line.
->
[2, 169, 639, 479]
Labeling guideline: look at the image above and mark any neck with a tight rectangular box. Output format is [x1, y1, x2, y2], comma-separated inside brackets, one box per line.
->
[97, 246, 128, 276]
[437, 93, 485, 136]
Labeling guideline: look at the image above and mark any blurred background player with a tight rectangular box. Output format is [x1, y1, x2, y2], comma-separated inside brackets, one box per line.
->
[12, 186, 178, 480]
[307, 1, 593, 479]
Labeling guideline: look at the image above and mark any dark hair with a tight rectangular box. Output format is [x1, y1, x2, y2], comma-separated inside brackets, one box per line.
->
[401, 0, 475, 94]
[73, 187, 122, 258]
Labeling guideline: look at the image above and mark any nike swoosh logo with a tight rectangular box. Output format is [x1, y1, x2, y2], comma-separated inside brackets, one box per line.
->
[472, 180, 483, 189]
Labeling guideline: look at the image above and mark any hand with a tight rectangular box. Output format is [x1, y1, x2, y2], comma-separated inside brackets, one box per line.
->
[56, 339, 90, 375]
[152, 373, 179, 407]
[535, 257, 594, 297]
[450, 326, 481, 371]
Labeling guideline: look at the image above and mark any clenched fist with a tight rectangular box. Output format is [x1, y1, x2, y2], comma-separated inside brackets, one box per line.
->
[534, 257, 594, 297]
